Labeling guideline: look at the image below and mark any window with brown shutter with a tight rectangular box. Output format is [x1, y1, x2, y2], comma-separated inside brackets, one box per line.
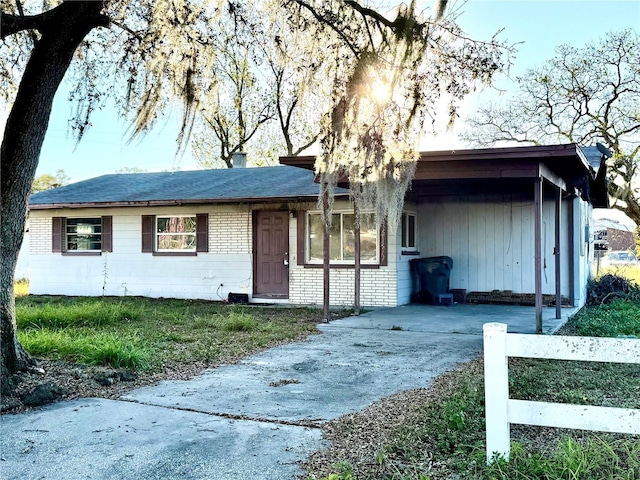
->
[142, 214, 208, 255]
[52, 216, 111, 254]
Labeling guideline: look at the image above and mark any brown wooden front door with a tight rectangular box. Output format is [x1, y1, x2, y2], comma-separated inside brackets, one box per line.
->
[254, 211, 289, 298]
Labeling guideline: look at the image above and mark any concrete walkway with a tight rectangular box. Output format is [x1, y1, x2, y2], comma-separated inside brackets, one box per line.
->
[0, 305, 573, 479]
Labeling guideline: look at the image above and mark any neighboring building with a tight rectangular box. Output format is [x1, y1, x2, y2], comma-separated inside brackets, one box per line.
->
[593, 217, 635, 253]
[27, 144, 606, 308]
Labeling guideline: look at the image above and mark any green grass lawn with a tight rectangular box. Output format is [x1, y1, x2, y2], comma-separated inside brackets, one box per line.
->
[313, 297, 640, 480]
[16, 295, 325, 370]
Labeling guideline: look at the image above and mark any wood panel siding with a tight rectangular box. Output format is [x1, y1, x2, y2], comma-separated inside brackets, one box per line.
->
[418, 195, 572, 297]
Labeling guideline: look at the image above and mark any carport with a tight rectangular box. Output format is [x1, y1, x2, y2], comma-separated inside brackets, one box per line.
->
[405, 144, 606, 332]
[282, 143, 606, 333]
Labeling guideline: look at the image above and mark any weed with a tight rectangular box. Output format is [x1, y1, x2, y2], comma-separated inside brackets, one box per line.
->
[18, 329, 150, 369]
[17, 301, 142, 329]
[321, 461, 355, 480]
[481, 436, 640, 480]
[222, 312, 258, 332]
[14, 279, 29, 297]
[586, 273, 640, 306]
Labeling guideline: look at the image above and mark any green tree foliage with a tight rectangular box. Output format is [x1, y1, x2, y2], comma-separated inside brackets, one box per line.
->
[31, 169, 70, 193]
[463, 30, 640, 224]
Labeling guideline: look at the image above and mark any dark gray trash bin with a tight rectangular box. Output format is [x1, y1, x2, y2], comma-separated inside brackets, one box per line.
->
[410, 256, 453, 304]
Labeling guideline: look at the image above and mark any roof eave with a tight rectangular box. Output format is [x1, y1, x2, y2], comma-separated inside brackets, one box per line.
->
[28, 193, 349, 210]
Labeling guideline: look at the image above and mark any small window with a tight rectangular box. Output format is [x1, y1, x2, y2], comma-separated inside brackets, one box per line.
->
[401, 212, 416, 250]
[156, 216, 196, 251]
[66, 218, 102, 251]
[52, 217, 112, 254]
[307, 212, 378, 264]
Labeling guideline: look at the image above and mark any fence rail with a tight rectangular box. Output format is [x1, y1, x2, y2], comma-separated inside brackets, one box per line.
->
[483, 322, 640, 463]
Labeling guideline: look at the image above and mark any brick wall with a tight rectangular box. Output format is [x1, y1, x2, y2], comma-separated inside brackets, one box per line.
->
[289, 265, 397, 306]
[209, 211, 252, 254]
[29, 217, 51, 255]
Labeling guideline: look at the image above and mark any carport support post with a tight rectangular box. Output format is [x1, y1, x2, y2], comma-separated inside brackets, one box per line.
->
[483, 322, 510, 463]
[555, 187, 562, 319]
[322, 184, 331, 322]
[354, 202, 361, 315]
[534, 178, 543, 333]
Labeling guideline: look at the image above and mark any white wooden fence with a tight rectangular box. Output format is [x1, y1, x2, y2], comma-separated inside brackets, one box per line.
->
[483, 322, 640, 463]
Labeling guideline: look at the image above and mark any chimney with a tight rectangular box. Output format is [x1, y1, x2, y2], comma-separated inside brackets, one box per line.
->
[232, 152, 247, 168]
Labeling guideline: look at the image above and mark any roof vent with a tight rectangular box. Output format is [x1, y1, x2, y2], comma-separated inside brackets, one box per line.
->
[232, 152, 247, 168]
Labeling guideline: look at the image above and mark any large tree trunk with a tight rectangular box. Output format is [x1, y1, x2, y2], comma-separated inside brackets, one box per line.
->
[1, 1, 108, 390]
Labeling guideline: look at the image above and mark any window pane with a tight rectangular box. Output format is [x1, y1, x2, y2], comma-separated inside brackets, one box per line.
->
[408, 215, 415, 248]
[343, 214, 356, 260]
[359, 215, 378, 261]
[66, 218, 101, 251]
[308, 214, 324, 262]
[308, 214, 340, 261]
[157, 216, 196, 234]
[401, 214, 407, 248]
[308, 212, 378, 263]
[157, 234, 196, 250]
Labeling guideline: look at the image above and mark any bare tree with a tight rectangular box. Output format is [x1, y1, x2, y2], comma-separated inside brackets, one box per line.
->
[192, 3, 275, 168]
[463, 30, 640, 224]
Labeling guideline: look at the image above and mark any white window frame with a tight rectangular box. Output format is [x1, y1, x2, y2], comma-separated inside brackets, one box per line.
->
[306, 211, 379, 265]
[65, 217, 102, 252]
[401, 212, 417, 251]
[155, 215, 197, 252]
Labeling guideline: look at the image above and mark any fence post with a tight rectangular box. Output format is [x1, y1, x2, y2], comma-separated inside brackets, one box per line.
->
[483, 322, 510, 463]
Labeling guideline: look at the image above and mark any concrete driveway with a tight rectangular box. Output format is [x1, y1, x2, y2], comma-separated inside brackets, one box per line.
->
[0, 304, 571, 479]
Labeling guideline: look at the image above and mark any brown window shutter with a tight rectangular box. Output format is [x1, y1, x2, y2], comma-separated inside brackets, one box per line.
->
[297, 211, 305, 265]
[141, 215, 154, 252]
[52, 217, 63, 253]
[101, 216, 113, 252]
[196, 213, 208, 252]
[379, 220, 388, 266]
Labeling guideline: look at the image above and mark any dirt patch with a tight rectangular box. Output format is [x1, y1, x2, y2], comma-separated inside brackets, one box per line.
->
[1, 359, 212, 414]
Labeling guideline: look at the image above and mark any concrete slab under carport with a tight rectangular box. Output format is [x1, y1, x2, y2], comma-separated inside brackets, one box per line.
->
[337, 303, 581, 335]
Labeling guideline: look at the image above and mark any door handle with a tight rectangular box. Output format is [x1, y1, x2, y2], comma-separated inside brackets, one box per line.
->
[283, 252, 289, 266]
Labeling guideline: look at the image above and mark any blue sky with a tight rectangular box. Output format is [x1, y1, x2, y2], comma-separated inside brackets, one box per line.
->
[14, 0, 640, 181]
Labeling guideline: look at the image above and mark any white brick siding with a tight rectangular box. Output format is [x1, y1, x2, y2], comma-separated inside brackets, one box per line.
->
[289, 265, 397, 306]
[29, 217, 51, 255]
[209, 211, 252, 253]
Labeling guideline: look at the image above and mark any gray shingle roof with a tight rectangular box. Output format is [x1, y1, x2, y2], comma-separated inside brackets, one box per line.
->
[30, 165, 347, 207]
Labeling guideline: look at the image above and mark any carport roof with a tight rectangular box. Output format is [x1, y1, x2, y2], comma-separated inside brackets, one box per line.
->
[281, 143, 606, 206]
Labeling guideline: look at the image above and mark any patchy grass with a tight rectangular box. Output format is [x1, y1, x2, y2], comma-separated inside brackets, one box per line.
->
[19, 329, 151, 369]
[596, 264, 640, 285]
[310, 300, 640, 480]
[563, 298, 640, 337]
[16, 296, 324, 370]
